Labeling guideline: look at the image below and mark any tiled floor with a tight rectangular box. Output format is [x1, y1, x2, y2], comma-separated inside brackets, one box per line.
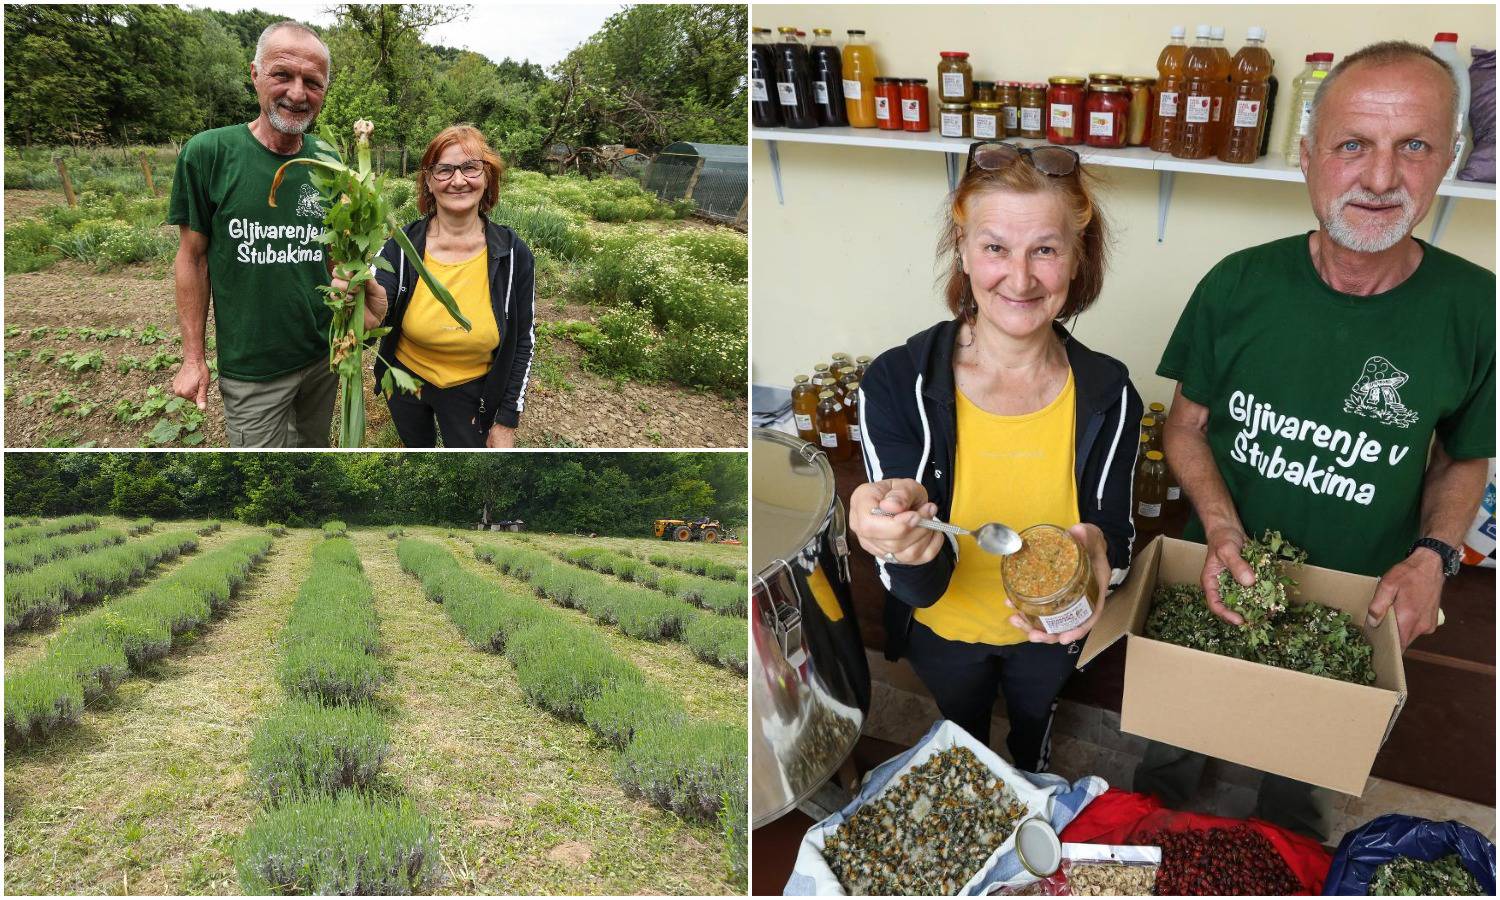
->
[863, 679, 1497, 846]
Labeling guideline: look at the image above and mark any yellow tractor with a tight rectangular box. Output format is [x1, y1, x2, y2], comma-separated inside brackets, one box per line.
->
[653, 518, 721, 543]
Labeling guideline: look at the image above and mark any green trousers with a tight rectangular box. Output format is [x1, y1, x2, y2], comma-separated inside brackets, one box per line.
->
[1132, 740, 1334, 842]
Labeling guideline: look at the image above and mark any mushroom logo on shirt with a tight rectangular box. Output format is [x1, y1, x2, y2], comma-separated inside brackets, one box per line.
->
[1343, 356, 1420, 428]
[296, 182, 324, 219]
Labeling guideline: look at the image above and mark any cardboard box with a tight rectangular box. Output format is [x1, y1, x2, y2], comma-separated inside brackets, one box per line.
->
[1079, 536, 1408, 796]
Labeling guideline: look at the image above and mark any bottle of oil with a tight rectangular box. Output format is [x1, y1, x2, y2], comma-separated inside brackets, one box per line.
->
[816, 389, 852, 462]
[1172, 26, 1218, 159]
[844, 380, 863, 457]
[1134, 450, 1168, 544]
[842, 30, 880, 128]
[774, 26, 819, 129]
[1149, 25, 1188, 153]
[791, 374, 819, 443]
[809, 28, 849, 127]
[1218, 26, 1272, 164]
[1281, 53, 1334, 165]
[751, 28, 782, 128]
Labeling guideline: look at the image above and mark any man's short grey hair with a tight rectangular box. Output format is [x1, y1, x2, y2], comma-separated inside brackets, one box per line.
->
[254, 20, 331, 71]
[1307, 40, 1460, 146]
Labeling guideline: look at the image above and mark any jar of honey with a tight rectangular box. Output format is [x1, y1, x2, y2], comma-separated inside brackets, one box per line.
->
[970, 100, 1003, 139]
[790, 374, 819, 443]
[1085, 83, 1129, 148]
[854, 355, 872, 380]
[1002, 524, 1098, 636]
[1046, 76, 1087, 144]
[899, 78, 931, 132]
[1018, 82, 1046, 138]
[998, 81, 1022, 136]
[815, 389, 852, 462]
[973, 80, 997, 103]
[1124, 76, 1155, 146]
[939, 102, 970, 137]
[937, 51, 973, 102]
[874, 77, 903, 130]
[843, 380, 863, 457]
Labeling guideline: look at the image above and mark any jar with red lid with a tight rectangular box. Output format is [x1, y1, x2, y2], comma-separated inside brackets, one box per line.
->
[937, 51, 973, 102]
[1046, 76, 1086, 144]
[1085, 83, 1129, 148]
[900, 78, 931, 131]
[874, 77, 903, 130]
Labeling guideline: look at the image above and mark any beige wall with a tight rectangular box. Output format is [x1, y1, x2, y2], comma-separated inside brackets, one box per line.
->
[750, 4, 1497, 406]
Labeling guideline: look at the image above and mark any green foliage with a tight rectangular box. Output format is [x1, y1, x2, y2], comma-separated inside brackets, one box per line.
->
[5, 526, 126, 573]
[613, 720, 746, 822]
[5, 530, 198, 635]
[400, 539, 553, 652]
[4, 218, 61, 273]
[581, 681, 686, 750]
[684, 614, 748, 676]
[196, 522, 221, 536]
[127, 518, 154, 535]
[507, 621, 642, 720]
[5, 514, 98, 546]
[248, 699, 390, 804]
[1219, 530, 1307, 645]
[721, 786, 748, 888]
[1369, 854, 1482, 896]
[322, 521, 348, 538]
[278, 538, 382, 704]
[492, 198, 589, 261]
[236, 793, 440, 895]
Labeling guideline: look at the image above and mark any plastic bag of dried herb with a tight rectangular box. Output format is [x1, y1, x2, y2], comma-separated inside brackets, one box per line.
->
[1369, 854, 1484, 895]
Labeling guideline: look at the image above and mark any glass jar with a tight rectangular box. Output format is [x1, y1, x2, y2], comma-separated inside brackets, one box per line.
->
[939, 102, 970, 137]
[1088, 72, 1124, 88]
[873, 77, 903, 130]
[830, 352, 852, 373]
[1002, 524, 1098, 635]
[843, 379, 863, 457]
[751, 27, 782, 128]
[899, 78, 930, 132]
[937, 51, 973, 102]
[815, 389, 852, 462]
[1046, 76, 1087, 144]
[854, 354, 872, 380]
[790, 374, 819, 443]
[973, 80, 997, 103]
[998, 81, 1022, 136]
[1125, 76, 1155, 146]
[1018, 82, 1046, 138]
[970, 100, 1003, 139]
[1085, 83, 1129, 148]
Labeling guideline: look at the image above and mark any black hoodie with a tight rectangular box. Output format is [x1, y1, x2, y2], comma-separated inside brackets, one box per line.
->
[373, 216, 536, 431]
[858, 319, 1144, 660]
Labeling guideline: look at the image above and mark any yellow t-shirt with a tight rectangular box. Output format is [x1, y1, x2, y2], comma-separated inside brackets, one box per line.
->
[395, 248, 500, 389]
[914, 370, 1079, 645]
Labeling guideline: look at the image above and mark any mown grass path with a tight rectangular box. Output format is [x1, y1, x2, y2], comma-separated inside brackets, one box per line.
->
[445, 535, 745, 721]
[3, 526, 315, 895]
[4, 522, 240, 676]
[359, 530, 736, 894]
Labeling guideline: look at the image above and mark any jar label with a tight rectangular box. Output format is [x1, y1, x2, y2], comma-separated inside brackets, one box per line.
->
[1049, 103, 1074, 128]
[1166, 486, 1181, 501]
[1158, 91, 1179, 117]
[751, 78, 769, 103]
[777, 82, 798, 106]
[973, 113, 998, 139]
[1088, 111, 1115, 137]
[794, 413, 813, 431]
[843, 78, 862, 99]
[1233, 99, 1261, 128]
[1184, 95, 1212, 123]
[1137, 501, 1162, 518]
[848, 424, 862, 442]
[1003, 105, 1019, 130]
[814, 80, 830, 104]
[902, 98, 922, 122]
[940, 112, 964, 136]
[941, 71, 966, 99]
[1021, 107, 1042, 131]
[876, 96, 891, 120]
[819, 431, 839, 448]
[1210, 95, 1224, 122]
[1039, 595, 1093, 635]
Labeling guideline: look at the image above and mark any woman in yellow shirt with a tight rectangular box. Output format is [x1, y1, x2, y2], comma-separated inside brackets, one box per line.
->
[848, 142, 1143, 772]
[360, 125, 536, 448]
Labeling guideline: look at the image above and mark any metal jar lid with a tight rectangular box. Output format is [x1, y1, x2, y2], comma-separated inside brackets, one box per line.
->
[751, 429, 836, 575]
[1048, 76, 1086, 85]
[940, 102, 971, 112]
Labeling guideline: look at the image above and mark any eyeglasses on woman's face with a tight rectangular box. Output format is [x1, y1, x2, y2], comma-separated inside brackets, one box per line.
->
[429, 159, 485, 182]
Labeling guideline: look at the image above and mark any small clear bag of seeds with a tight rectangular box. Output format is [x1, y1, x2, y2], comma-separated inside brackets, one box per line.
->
[1041, 843, 1162, 896]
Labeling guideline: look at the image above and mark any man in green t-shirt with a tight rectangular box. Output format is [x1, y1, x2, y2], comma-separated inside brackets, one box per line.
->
[1136, 42, 1494, 840]
[167, 20, 341, 447]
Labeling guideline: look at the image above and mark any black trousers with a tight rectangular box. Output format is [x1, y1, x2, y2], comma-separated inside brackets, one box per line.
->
[386, 376, 487, 448]
[905, 619, 1078, 773]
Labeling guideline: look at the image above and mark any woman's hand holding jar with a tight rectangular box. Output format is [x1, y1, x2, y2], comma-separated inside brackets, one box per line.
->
[1006, 522, 1111, 644]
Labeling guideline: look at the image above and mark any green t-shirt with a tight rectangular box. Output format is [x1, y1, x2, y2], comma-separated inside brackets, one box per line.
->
[168, 124, 336, 382]
[1159, 233, 1495, 576]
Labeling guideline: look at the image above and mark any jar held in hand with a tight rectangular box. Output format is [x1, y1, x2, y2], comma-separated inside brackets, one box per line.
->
[1002, 524, 1098, 635]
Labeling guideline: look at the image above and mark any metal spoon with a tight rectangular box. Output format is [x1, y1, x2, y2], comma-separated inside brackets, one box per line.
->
[869, 508, 1023, 556]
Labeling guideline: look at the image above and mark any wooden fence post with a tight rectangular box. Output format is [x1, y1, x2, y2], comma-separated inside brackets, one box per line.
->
[139, 151, 158, 197]
[53, 156, 77, 208]
[734, 193, 748, 229]
[401, 146, 409, 177]
[682, 156, 706, 201]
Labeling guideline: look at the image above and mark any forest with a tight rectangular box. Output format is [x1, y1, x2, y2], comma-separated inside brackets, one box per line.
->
[2, 3, 747, 168]
[1, 452, 748, 532]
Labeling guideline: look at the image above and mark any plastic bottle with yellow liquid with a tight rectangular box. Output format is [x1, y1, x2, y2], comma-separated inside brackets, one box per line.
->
[1172, 26, 1218, 159]
[1218, 27, 1272, 164]
[1149, 25, 1188, 153]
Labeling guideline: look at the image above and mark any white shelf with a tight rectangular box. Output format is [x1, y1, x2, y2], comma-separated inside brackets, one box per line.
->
[752, 126, 1494, 244]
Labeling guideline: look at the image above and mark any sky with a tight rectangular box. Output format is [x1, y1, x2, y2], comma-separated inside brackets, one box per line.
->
[190, 2, 624, 68]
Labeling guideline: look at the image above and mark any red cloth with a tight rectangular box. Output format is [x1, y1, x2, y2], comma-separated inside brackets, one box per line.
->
[1059, 788, 1331, 894]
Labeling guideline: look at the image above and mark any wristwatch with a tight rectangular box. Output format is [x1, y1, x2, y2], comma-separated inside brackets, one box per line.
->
[1410, 537, 1462, 577]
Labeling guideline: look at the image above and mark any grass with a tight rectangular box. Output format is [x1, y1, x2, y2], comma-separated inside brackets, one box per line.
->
[5, 526, 126, 573]
[277, 538, 382, 705]
[247, 699, 390, 804]
[236, 793, 440, 894]
[4, 514, 99, 546]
